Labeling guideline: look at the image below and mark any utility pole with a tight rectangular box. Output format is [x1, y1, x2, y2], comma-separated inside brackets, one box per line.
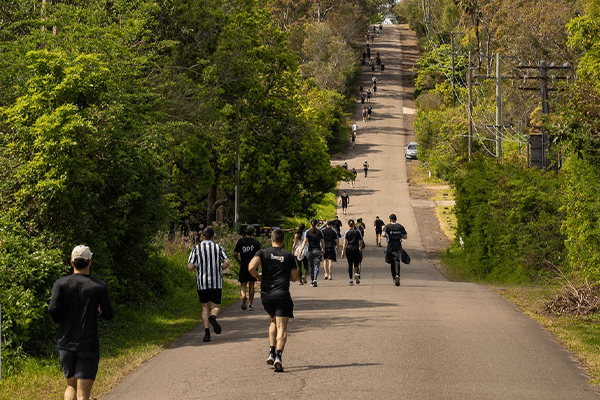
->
[450, 32, 465, 107]
[473, 53, 515, 158]
[468, 51, 473, 161]
[495, 53, 503, 158]
[518, 61, 570, 169]
[234, 101, 240, 232]
[451, 33, 456, 107]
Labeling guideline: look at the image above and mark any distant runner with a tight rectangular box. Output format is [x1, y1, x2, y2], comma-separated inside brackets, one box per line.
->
[382, 214, 407, 286]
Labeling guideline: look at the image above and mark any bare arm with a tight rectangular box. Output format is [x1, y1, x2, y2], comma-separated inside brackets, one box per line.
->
[222, 258, 231, 274]
[290, 268, 298, 282]
[187, 262, 196, 271]
[248, 255, 262, 281]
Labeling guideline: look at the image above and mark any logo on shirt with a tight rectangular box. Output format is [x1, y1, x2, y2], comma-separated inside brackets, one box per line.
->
[270, 254, 284, 262]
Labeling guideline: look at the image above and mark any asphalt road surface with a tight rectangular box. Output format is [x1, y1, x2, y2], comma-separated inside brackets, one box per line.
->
[101, 25, 600, 400]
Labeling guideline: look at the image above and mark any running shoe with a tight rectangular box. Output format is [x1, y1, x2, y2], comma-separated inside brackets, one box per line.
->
[248, 304, 254, 311]
[266, 352, 275, 366]
[394, 275, 400, 286]
[302, 275, 307, 284]
[313, 281, 318, 287]
[274, 357, 284, 372]
[354, 273, 360, 285]
[241, 297, 247, 310]
[203, 331, 211, 342]
[349, 280, 354, 285]
[208, 315, 222, 334]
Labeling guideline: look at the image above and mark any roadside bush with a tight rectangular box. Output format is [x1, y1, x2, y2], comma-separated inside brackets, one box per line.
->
[0, 217, 66, 373]
[452, 157, 565, 282]
[561, 155, 600, 282]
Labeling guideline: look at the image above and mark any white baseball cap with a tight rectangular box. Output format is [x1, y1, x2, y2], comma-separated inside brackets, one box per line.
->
[71, 245, 93, 261]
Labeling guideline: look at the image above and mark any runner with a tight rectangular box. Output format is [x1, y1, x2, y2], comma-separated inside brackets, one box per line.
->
[322, 220, 339, 280]
[187, 227, 231, 342]
[341, 219, 364, 285]
[374, 216, 385, 247]
[234, 225, 261, 311]
[339, 191, 349, 215]
[382, 214, 408, 286]
[363, 160, 369, 177]
[356, 218, 366, 277]
[292, 223, 309, 285]
[248, 229, 298, 372]
[299, 219, 325, 287]
[351, 168, 357, 188]
[332, 215, 343, 237]
[48, 245, 114, 400]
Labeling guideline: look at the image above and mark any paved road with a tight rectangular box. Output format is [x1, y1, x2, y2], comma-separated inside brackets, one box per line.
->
[101, 25, 599, 400]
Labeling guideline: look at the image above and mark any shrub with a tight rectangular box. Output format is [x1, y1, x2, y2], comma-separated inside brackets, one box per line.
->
[0, 217, 66, 374]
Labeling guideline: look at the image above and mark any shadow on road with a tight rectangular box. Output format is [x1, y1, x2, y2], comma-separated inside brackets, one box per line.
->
[285, 362, 382, 372]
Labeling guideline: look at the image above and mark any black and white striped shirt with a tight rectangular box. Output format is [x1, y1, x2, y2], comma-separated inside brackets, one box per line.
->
[188, 240, 228, 290]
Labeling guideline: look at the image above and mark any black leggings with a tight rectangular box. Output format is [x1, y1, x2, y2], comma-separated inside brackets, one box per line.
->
[295, 257, 308, 277]
[387, 247, 401, 278]
[346, 247, 361, 279]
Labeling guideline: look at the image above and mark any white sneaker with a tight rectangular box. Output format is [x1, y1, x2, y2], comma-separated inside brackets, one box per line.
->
[349, 280, 354, 285]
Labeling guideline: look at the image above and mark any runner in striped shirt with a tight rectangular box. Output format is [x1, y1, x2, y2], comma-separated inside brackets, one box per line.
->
[187, 226, 231, 342]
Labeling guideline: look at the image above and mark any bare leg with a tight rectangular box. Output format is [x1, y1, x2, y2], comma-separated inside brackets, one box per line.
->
[275, 317, 289, 351]
[210, 302, 220, 318]
[202, 303, 210, 329]
[248, 282, 255, 306]
[65, 377, 94, 400]
[269, 317, 277, 347]
[65, 376, 77, 400]
[240, 283, 248, 309]
[77, 379, 94, 400]
[240, 282, 247, 301]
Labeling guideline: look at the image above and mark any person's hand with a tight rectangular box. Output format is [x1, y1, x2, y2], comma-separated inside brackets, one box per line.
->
[222, 267, 231, 275]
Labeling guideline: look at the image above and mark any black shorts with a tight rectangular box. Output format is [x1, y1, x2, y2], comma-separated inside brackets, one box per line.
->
[58, 349, 99, 380]
[238, 265, 257, 284]
[262, 297, 294, 318]
[197, 288, 222, 304]
[323, 246, 337, 261]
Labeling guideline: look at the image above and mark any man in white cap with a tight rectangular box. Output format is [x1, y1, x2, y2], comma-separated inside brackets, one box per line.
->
[49, 245, 114, 400]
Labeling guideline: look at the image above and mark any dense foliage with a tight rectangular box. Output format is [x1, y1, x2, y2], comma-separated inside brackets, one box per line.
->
[394, 0, 600, 283]
[0, 0, 385, 372]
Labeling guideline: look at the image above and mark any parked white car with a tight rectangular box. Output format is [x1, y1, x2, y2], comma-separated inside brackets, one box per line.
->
[405, 142, 418, 159]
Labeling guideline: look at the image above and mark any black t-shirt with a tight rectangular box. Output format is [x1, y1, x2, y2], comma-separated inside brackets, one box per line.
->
[344, 228, 363, 250]
[322, 227, 338, 249]
[374, 219, 385, 233]
[384, 223, 407, 248]
[234, 237, 261, 268]
[341, 194, 349, 206]
[48, 273, 114, 352]
[305, 229, 324, 251]
[332, 219, 342, 234]
[257, 247, 296, 300]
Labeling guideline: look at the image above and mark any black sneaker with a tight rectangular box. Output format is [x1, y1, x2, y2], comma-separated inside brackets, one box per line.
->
[273, 357, 284, 372]
[313, 281, 318, 287]
[394, 276, 400, 286]
[266, 352, 275, 366]
[208, 315, 222, 334]
[203, 331, 211, 342]
[248, 304, 254, 311]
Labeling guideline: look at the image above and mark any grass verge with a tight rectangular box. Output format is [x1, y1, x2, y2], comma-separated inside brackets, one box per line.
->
[0, 246, 240, 400]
